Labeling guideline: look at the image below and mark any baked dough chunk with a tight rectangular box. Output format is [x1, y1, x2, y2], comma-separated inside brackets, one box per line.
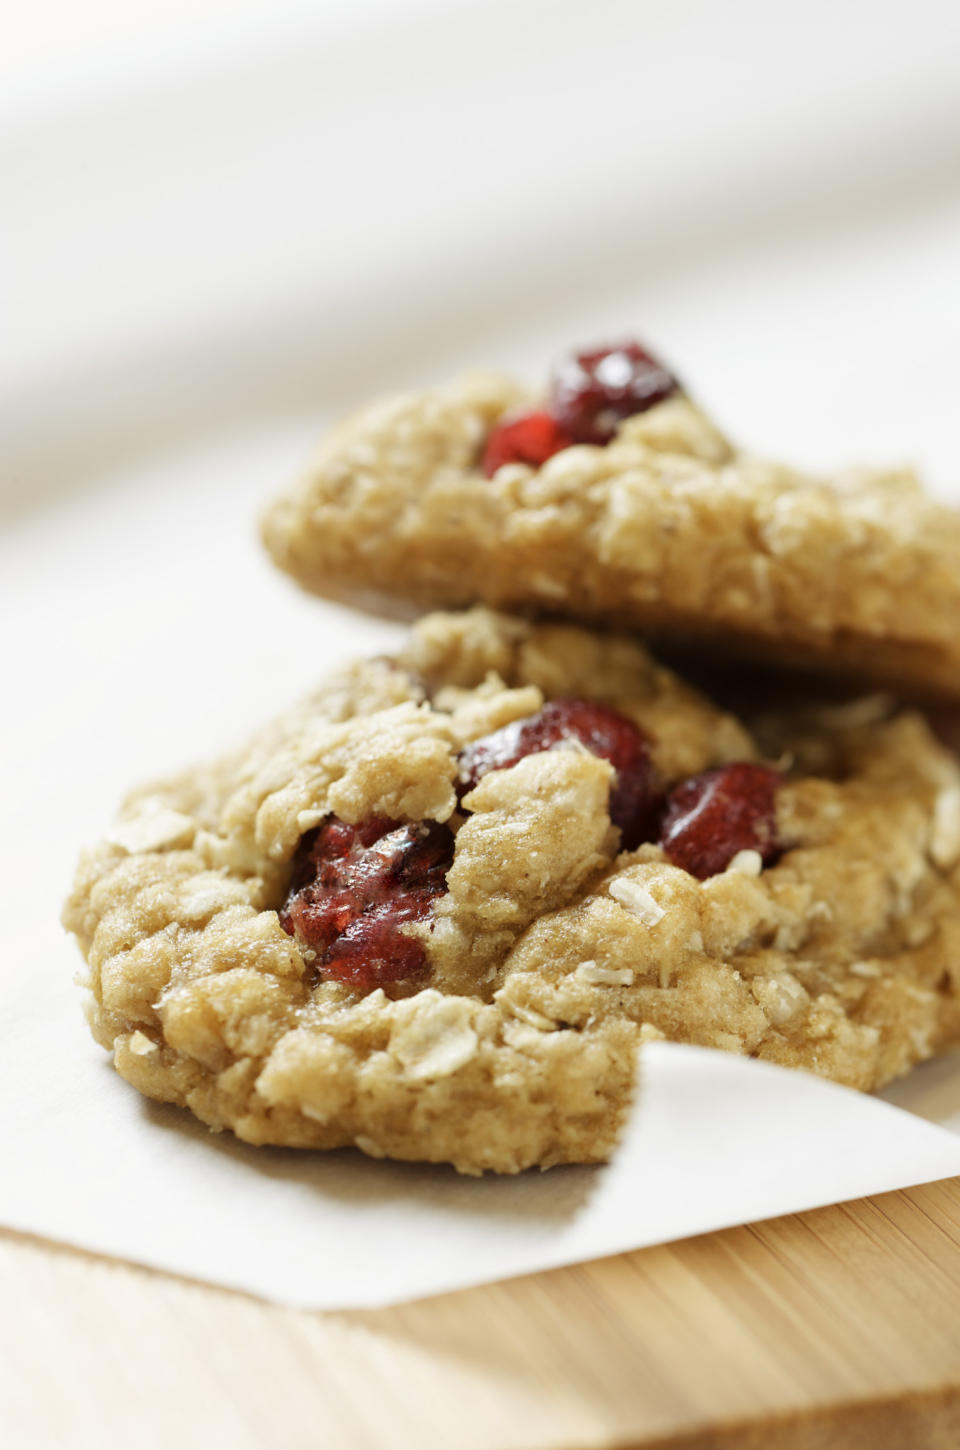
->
[64, 610, 960, 1173]
[261, 348, 960, 699]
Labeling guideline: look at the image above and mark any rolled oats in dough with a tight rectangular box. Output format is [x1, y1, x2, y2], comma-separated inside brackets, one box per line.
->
[64, 610, 960, 1174]
[261, 369, 960, 699]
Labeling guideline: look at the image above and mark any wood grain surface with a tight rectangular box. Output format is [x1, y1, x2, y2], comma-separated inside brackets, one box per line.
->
[3, 1177, 960, 1450]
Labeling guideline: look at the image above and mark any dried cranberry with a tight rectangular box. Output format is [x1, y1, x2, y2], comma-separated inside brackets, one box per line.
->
[550, 340, 680, 444]
[280, 816, 454, 992]
[457, 698, 658, 849]
[659, 763, 781, 880]
[481, 410, 573, 477]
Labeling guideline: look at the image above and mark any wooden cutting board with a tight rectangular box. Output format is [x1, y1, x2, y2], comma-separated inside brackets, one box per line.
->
[3, 1177, 960, 1449]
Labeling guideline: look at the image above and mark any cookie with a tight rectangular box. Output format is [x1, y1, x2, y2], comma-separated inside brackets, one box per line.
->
[63, 610, 960, 1174]
[261, 340, 960, 700]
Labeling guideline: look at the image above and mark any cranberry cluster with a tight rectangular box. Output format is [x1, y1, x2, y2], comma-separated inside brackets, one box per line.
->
[279, 706, 781, 991]
[279, 817, 455, 993]
[482, 340, 681, 477]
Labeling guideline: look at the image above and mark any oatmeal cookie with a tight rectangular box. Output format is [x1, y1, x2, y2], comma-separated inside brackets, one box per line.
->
[262, 340, 960, 699]
[64, 610, 960, 1173]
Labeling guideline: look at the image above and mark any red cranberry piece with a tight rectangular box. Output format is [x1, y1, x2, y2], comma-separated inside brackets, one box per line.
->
[481, 410, 574, 477]
[322, 898, 437, 991]
[280, 816, 454, 992]
[659, 763, 781, 880]
[550, 340, 680, 444]
[457, 698, 658, 849]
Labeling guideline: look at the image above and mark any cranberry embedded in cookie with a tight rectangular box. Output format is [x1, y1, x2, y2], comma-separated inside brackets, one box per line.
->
[659, 762, 781, 880]
[457, 698, 658, 849]
[481, 410, 573, 477]
[480, 338, 680, 476]
[550, 340, 681, 444]
[280, 816, 455, 992]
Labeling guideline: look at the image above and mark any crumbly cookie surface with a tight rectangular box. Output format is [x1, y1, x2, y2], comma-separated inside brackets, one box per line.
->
[261, 373, 960, 698]
[64, 610, 960, 1173]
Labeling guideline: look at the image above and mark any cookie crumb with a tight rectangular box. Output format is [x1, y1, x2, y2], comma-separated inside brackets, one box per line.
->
[128, 1031, 157, 1057]
[578, 960, 634, 987]
[608, 876, 666, 926]
[391, 995, 479, 1080]
[815, 695, 895, 729]
[107, 804, 194, 854]
[501, 1001, 558, 1031]
[726, 848, 763, 877]
[752, 972, 810, 1026]
[638, 1023, 667, 1043]
[930, 786, 960, 870]
[355, 1135, 387, 1159]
